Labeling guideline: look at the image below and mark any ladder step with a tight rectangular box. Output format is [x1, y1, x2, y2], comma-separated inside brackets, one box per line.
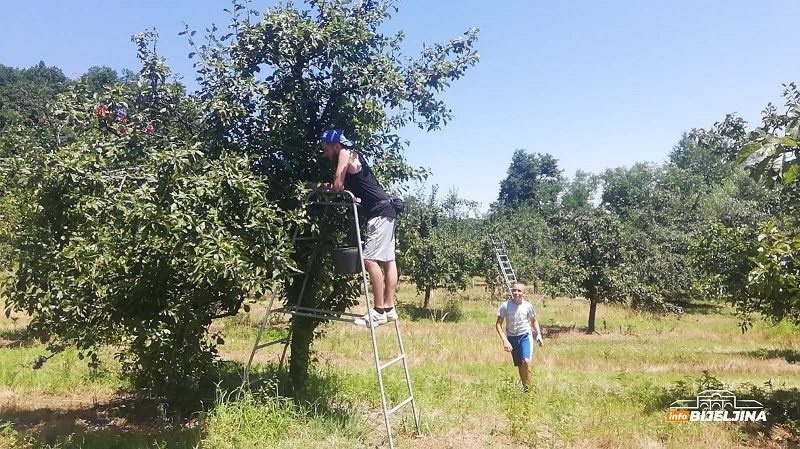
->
[273, 307, 361, 324]
[255, 337, 289, 350]
[379, 354, 405, 371]
[387, 396, 414, 416]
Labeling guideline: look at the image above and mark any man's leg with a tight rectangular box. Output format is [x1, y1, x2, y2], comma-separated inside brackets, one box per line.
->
[364, 259, 385, 308]
[518, 359, 532, 391]
[355, 216, 394, 327]
[353, 258, 388, 327]
[514, 334, 532, 391]
[382, 260, 398, 308]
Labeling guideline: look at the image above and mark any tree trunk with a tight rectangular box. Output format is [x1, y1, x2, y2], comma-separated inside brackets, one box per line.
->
[423, 286, 431, 308]
[286, 246, 324, 400]
[587, 297, 598, 333]
[288, 314, 315, 399]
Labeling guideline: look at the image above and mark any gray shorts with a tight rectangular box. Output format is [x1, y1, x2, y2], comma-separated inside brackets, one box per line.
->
[363, 216, 396, 262]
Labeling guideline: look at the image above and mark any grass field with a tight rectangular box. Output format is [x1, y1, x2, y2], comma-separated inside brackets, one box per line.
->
[1, 281, 798, 448]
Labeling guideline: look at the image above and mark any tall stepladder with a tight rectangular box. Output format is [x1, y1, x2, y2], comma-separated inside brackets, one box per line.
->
[243, 189, 420, 449]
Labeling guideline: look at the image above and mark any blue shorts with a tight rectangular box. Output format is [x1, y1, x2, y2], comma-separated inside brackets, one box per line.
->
[508, 333, 532, 366]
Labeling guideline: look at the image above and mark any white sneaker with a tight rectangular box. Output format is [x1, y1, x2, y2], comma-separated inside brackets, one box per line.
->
[354, 310, 387, 327]
[385, 308, 398, 322]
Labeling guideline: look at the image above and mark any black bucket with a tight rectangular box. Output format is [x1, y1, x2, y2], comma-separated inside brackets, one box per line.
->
[331, 246, 362, 274]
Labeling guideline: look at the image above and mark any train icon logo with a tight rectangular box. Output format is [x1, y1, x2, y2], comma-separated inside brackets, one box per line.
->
[666, 389, 766, 422]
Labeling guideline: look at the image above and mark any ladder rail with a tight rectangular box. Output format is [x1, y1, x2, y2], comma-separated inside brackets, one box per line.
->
[243, 286, 282, 383]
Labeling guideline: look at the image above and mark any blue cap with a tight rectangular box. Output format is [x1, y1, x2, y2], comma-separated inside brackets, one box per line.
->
[320, 129, 354, 147]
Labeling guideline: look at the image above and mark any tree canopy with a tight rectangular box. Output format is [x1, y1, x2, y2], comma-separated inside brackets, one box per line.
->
[496, 150, 563, 211]
[0, 0, 480, 406]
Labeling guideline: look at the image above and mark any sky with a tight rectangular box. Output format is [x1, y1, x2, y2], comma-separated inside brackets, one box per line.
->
[2, 0, 800, 211]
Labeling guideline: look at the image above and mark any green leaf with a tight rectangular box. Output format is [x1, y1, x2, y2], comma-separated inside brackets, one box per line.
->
[779, 137, 797, 147]
[736, 143, 762, 164]
[783, 164, 800, 185]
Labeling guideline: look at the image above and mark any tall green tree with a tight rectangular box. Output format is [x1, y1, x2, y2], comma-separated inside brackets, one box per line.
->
[1, 32, 306, 408]
[0, 63, 71, 274]
[404, 187, 480, 307]
[190, 0, 478, 393]
[0, 62, 69, 131]
[79, 66, 122, 91]
[483, 205, 554, 296]
[496, 150, 563, 211]
[691, 83, 800, 326]
[599, 160, 716, 308]
[560, 169, 599, 213]
[548, 210, 625, 333]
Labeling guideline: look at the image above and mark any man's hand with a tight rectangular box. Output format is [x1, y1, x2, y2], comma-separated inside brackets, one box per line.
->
[502, 340, 512, 352]
[536, 335, 544, 347]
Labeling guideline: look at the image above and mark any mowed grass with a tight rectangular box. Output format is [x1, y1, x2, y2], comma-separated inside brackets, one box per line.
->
[0, 282, 799, 448]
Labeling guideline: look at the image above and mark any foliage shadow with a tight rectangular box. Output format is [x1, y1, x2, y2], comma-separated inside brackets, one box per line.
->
[0, 395, 202, 449]
[743, 348, 800, 364]
[397, 302, 462, 323]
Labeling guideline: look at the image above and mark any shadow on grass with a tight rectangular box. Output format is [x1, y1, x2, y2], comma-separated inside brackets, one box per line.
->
[0, 328, 36, 349]
[398, 302, 462, 323]
[541, 323, 588, 339]
[0, 361, 241, 448]
[224, 361, 365, 432]
[744, 348, 800, 364]
[669, 299, 723, 315]
[0, 360, 362, 448]
[0, 395, 203, 449]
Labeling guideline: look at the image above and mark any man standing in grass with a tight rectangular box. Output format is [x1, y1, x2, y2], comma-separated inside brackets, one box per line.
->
[496, 282, 543, 391]
[320, 129, 398, 328]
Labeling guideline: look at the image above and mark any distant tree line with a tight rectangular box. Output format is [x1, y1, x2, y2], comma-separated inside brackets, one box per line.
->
[400, 113, 796, 334]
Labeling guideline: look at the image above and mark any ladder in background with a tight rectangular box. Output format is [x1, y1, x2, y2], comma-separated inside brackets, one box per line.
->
[490, 236, 517, 298]
[243, 189, 420, 449]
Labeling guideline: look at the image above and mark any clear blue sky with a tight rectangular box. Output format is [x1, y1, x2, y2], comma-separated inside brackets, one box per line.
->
[2, 0, 799, 210]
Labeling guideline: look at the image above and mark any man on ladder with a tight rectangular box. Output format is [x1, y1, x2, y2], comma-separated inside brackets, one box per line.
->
[320, 129, 400, 327]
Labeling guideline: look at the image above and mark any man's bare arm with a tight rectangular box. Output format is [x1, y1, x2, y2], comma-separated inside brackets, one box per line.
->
[332, 148, 351, 192]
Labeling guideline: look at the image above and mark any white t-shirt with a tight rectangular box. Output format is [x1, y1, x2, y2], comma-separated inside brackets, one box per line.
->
[497, 299, 536, 337]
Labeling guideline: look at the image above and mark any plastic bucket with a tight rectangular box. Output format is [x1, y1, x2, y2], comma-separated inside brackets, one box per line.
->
[331, 246, 362, 274]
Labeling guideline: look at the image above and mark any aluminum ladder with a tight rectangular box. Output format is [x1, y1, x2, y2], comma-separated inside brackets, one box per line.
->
[490, 236, 518, 298]
[243, 189, 421, 448]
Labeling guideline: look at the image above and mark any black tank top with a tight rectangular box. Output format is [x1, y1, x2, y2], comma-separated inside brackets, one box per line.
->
[344, 152, 396, 219]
